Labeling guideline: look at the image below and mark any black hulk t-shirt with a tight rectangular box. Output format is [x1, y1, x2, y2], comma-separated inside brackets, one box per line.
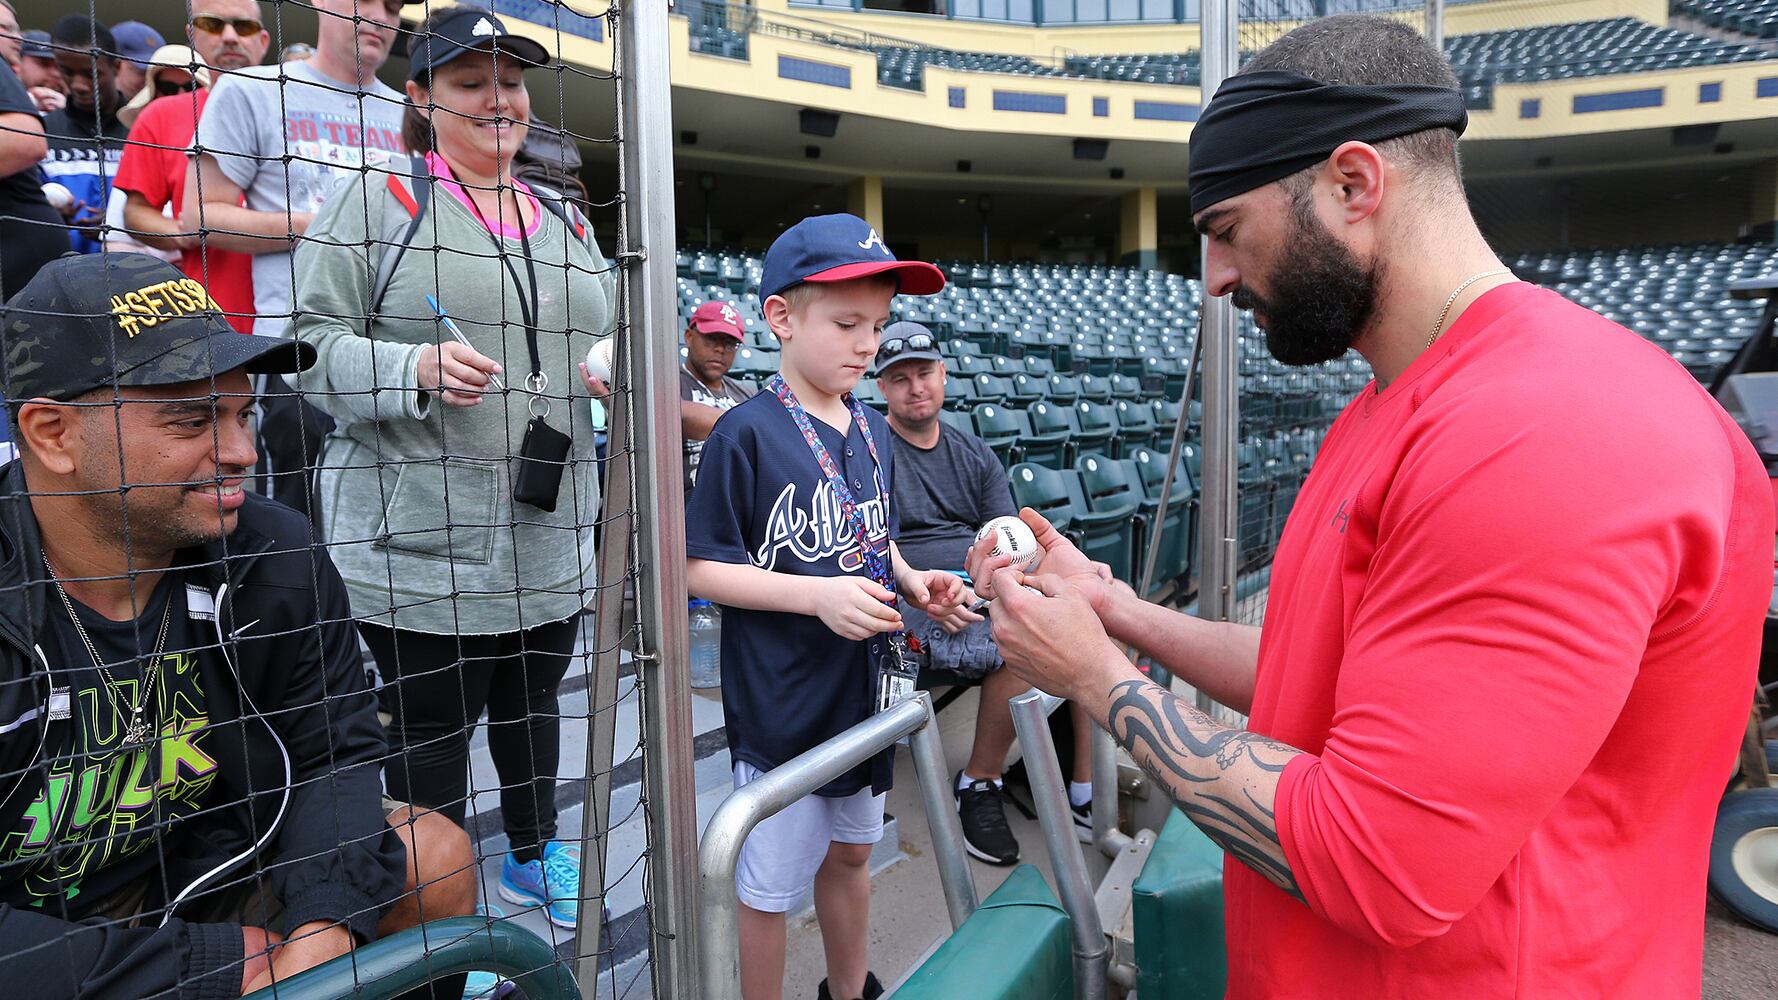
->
[0, 573, 219, 917]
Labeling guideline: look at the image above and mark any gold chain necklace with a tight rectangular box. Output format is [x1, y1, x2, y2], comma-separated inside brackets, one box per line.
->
[43, 555, 171, 749]
[1427, 268, 1514, 350]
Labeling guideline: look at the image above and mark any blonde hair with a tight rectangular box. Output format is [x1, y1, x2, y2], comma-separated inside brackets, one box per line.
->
[775, 273, 900, 316]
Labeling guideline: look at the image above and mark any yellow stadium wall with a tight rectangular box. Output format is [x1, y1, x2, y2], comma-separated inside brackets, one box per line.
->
[1469, 61, 1778, 139]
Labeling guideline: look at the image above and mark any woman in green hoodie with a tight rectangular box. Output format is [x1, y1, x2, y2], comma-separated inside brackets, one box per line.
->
[290, 5, 612, 929]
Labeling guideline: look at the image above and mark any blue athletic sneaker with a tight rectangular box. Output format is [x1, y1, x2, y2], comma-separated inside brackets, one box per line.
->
[498, 841, 580, 928]
[462, 905, 514, 999]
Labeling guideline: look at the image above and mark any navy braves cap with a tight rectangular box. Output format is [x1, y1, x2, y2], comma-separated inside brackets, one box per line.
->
[409, 6, 550, 82]
[759, 213, 945, 302]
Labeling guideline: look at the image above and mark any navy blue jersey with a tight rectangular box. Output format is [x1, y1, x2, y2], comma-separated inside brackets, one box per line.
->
[685, 390, 900, 797]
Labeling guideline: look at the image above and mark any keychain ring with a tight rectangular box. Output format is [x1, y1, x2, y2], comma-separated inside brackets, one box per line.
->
[526, 371, 549, 394]
[529, 394, 551, 420]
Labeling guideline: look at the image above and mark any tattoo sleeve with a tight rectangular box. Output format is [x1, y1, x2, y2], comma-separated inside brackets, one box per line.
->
[1106, 678, 1305, 901]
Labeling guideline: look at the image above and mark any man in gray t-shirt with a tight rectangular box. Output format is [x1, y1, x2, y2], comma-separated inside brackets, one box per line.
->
[187, 0, 406, 523]
[191, 2, 406, 337]
[878, 323, 1095, 869]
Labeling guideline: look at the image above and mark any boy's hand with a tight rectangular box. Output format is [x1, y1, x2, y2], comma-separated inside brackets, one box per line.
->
[901, 569, 965, 617]
[930, 585, 985, 635]
[811, 576, 903, 640]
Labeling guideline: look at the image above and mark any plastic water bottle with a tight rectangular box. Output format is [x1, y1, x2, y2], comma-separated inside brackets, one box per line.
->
[689, 599, 722, 688]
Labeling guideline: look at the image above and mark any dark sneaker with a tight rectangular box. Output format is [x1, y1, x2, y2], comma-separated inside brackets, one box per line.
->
[817, 971, 884, 1000]
[1071, 797, 1094, 843]
[955, 772, 1020, 866]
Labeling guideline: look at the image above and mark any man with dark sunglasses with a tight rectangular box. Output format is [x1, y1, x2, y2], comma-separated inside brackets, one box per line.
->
[113, 0, 272, 339]
[875, 323, 1099, 867]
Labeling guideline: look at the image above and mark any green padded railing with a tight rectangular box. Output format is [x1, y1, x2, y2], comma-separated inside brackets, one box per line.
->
[896, 864, 1074, 1000]
[1133, 810, 1228, 1000]
[241, 916, 577, 1000]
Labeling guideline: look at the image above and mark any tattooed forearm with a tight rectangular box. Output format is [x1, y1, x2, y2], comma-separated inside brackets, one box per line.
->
[1106, 678, 1305, 900]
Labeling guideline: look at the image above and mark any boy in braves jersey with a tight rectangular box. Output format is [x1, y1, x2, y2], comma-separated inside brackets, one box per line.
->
[686, 214, 964, 1000]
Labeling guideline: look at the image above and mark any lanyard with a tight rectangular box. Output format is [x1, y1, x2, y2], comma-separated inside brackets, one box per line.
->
[462, 180, 545, 390]
[766, 373, 895, 602]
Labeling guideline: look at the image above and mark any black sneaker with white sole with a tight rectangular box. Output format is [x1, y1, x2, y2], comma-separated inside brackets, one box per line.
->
[955, 772, 1020, 866]
[1071, 798, 1094, 842]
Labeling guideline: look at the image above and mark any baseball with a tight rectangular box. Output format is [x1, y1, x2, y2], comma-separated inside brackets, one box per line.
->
[585, 338, 616, 384]
[41, 183, 72, 210]
[976, 515, 1041, 569]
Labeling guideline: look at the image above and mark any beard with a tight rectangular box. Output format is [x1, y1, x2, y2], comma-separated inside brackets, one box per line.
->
[1232, 198, 1381, 368]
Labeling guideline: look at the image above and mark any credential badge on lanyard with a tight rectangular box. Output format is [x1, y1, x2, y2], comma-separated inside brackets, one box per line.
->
[766, 375, 917, 712]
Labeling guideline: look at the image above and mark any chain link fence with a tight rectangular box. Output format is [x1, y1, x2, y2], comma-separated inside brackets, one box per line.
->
[0, 1, 678, 996]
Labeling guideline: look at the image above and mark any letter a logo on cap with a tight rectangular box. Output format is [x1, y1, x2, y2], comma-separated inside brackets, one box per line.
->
[857, 227, 889, 256]
[473, 17, 498, 36]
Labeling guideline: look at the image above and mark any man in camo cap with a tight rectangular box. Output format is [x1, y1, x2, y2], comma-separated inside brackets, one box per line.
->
[0, 252, 477, 997]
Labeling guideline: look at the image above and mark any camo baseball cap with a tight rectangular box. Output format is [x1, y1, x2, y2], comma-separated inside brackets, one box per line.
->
[2, 253, 313, 403]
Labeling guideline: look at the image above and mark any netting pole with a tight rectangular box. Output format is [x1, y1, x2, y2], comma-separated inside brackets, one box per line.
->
[1425, 0, 1445, 53]
[1195, 0, 1241, 715]
[614, 2, 700, 997]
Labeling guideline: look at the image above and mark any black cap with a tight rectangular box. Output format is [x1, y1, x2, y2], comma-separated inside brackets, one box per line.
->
[2, 253, 313, 403]
[408, 8, 550, 82]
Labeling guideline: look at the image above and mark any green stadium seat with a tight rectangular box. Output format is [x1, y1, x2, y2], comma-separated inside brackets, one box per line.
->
[939, 409, 974, 434]
[894, 864, 1074, 1000]
[1045, 374, 1081, 404]
[1074, 453, 1145, 583]
[1073, 342, 1115, 377]
[1008, 463, 1076, 534]
[958, 354, 994, 375]
[972, 403, 1029, 466]
[990, 355, 1022, 378]
[1111, 399, 1156, 457]
[1108, 373, 1150, 401]
[944, 377, 980, 411]
[943, 356, 964, 377]
[947, 337, 982, 357]
[1021, 401, 1079, 469]
[1132, 810, 1228, 1000]
[1007, 327, 1048, 360]
[1057, 461, 1139, 582]
[1077, 374, 1114, 403]
[1127, 445, 1196, 589]
[853, 379, 887, 412]
[1022, 355, 1056, 377]
[1073, 399, 1117, 456]
[1006, 372, 1046, 406]
[972, 373, 1010, 405]
[731, 347, 778, 379]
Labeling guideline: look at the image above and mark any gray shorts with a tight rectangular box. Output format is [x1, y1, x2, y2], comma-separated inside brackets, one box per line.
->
[902, 603, 1004, 681]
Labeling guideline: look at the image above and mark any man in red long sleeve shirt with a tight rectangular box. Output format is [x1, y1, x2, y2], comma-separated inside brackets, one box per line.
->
[968, 14, 1772, 999]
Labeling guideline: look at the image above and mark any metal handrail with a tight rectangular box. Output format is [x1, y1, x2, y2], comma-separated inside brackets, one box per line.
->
[1010, 689, 1109, 1000]
[696, 692, 979, 998]
[240, 917, 577, 1000]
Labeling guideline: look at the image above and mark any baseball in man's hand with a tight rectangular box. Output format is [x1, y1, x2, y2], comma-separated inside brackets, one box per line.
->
[975, 515, 1042, 570]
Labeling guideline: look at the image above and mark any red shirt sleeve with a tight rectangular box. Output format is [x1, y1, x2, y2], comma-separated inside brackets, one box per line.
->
[113, 101, 176, 208]
[1272, 389, 1723, 948]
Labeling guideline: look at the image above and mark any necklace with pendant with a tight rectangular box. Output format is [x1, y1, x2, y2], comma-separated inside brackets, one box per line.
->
[43, 555, 171, 750]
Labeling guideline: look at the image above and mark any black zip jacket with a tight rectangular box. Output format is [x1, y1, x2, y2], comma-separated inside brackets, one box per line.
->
[0, 463, 406, 1000]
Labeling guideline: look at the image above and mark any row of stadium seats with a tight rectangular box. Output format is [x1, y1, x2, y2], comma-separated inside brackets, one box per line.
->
[677, 240, 1774, 390]
[1672, 0, 1778, 39]
[688, 12, 1776, 100]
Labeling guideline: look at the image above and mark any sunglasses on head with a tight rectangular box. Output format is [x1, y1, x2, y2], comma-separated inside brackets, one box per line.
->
[154, 78, 199, 97]
[876, 333, 936, 362]
[189, 15, 265, 36]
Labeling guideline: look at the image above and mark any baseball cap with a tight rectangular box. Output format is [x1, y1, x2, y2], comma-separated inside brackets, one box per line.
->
[2, 254, 313, 403]
[875, 321, 943, 374]
[688, 300, 744, 341]
[20, 30, 53, 60]
[408, 7, 550, 82]
[759, 214, 945, 302]
[111, 21, 165, 68]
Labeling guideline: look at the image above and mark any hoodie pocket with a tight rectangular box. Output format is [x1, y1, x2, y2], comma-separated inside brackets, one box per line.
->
[375, 458, 498, 564]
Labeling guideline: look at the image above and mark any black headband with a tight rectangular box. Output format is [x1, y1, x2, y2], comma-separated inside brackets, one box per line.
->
[1188, 71, 1468, 216]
